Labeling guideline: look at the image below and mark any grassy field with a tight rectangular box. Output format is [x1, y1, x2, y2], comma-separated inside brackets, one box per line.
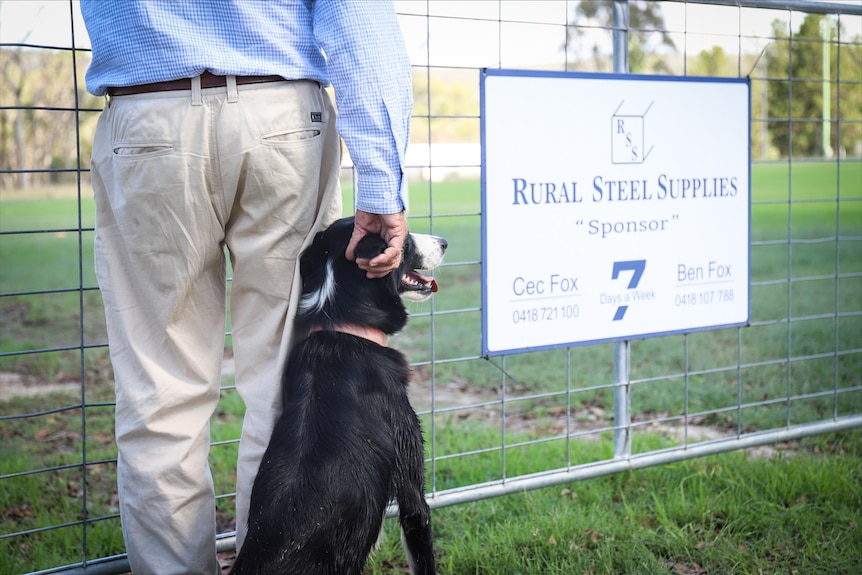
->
[1, 160, 860, 573]
[367, 431, 862, 574]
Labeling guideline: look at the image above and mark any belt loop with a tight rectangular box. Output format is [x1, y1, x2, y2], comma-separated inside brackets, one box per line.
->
[191, 75, 202, 106]
[227, 75, 239, 103]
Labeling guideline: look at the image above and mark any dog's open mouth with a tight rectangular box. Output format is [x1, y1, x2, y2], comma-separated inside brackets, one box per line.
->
[402, 270, 438, 294]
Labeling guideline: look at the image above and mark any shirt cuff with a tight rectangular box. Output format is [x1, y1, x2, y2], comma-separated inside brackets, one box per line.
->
[354, 170, 409, 214]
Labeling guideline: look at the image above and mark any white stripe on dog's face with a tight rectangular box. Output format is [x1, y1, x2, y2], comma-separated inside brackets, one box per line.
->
[298, 259, 336, 315]
[410, 233, 446, 270]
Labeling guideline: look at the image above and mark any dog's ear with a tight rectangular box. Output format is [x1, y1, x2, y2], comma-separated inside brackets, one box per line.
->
[353, 233, 388, 261]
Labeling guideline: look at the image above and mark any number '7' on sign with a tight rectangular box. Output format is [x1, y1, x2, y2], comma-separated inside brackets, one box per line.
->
[611, 260, 646, 321]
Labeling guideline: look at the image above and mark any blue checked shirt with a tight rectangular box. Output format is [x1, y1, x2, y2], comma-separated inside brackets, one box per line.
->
[81, 0, 412, 214]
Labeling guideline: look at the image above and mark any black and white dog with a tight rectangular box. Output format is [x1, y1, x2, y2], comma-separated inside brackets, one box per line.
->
[230, 217, 445, 575]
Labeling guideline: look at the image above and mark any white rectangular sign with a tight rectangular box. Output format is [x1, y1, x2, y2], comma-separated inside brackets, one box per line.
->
[481, 69, 750, 356]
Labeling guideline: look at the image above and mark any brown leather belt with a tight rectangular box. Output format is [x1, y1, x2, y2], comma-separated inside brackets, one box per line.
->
[108, 72, 284, 97]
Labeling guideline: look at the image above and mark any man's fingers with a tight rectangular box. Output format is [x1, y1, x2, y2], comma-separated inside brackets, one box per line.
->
[345, 221, 372, 262]
[370, 245, 401, 270]
[356, 245, 401, 278]
[346, 210, 408, 277]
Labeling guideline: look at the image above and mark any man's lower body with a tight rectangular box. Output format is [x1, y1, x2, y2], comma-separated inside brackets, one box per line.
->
[91, 76, 342, 575]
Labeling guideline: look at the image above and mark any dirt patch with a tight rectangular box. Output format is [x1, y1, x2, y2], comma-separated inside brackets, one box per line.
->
[407, 377, 790, 457]
[2, 360, 788, 459]
[408, 377, 501, 412]
[0, 372, 80, 401]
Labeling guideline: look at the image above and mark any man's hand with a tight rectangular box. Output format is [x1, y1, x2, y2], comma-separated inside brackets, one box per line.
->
[345, 210, 408, 278]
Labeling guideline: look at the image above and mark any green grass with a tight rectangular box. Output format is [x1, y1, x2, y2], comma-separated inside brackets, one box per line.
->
[367, 431, 862, 575]
[3, 390, 860, 573]
[0, 387, 124, 574]
[0, 191, 103, 381]
[1, 160, 861, 573]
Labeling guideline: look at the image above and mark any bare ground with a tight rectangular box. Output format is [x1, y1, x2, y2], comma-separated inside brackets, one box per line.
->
[1, 357, 781, 459]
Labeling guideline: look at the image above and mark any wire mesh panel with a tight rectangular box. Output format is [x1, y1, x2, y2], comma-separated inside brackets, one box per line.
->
[1, 1, 860, 573]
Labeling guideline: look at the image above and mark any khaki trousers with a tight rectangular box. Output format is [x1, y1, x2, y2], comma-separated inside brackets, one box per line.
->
[91, 77, 341, 575]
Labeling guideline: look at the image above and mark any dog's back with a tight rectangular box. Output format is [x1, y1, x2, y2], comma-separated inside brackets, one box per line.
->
[233, 332, 422, 574]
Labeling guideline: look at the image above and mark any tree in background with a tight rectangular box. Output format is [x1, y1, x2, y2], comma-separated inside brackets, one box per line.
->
[411, 69, 480, 143]
[1, 48, 100, 190]
[691, 46, 732, 77]
[766, 13, 862, 158]
[563, 4, 860, 161]
[566, 0, 676, 73]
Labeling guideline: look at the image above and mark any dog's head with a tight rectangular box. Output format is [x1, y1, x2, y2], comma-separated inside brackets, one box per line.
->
[296, 217, 447, 334]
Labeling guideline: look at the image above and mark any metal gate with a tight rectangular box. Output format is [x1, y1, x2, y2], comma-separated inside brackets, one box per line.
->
[1, 1, 860, 573]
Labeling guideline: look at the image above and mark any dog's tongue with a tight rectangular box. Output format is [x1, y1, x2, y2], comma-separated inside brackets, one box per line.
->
[413, 271, 438, 293]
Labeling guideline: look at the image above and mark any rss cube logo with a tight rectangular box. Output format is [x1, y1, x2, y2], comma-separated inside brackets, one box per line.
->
[611, 100, 653, 164]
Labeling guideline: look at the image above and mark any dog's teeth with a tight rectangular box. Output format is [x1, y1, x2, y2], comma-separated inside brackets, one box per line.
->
[402, 271, 437, 293]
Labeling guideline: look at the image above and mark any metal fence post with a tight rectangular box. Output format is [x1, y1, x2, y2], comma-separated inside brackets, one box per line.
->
[613, 341, 632, 459]
[611, 0, 632, 461]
